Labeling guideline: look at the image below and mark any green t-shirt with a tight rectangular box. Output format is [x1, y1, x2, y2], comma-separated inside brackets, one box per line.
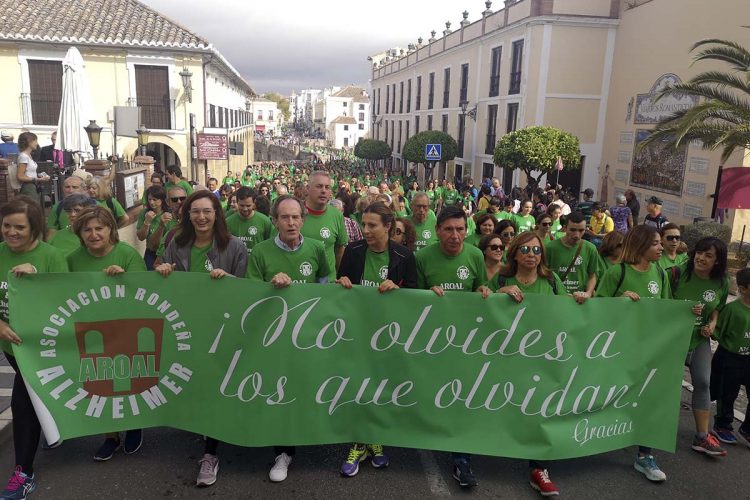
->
[165, 180, 194, 196]
[550, 220, 563, 234]
[247, 238, 330, 283]
[495, 211, 514, 222]
[189, 244, 213, 273]
[442, 189, 460, 207]
[513, 214, 535, 233]
[488, 272, 566, 295]
[464, 233, 481, 247]
[597, 255, 617, 280]
[226, 211, 273, 254]
[411, 210, 438, 252]
[96, 198, 127, 219]
[47, 202, 69, 230]
[362, 249, 390, 287]
[466, 216, 476, 237]
[658, 253, 688, 271]
[596, 262, 670, 299]
[671, 264, 729, 350]
[222, 176, 234, 185]
[545, 238, 600, 293]
[156, 218, 179, 258]
[714, 300, 750, 355]
[48, 227, 81, 255]
[425, 190, 437, 209]
[299, 206, 348, 281]
[67, 242, 146, 273]
[416, 243, 487, 292]
[136, 209, 166, 241]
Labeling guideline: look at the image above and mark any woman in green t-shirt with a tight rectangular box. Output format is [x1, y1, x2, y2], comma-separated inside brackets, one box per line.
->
[596, 231, 624, 280]
[465, 213, 497, 247]
[597, 224, 701, 483]
[672, 237, 729, 456]
[534, 213, 554, 243]
[155, 191, 247, 488]
[490, 230, 568, 496]
[658, 223, 688, 271]
[136, 185, 169, 270]
[479, 234, 504, 284]
[0, 196, 68, 498]
[335, 202, 417, 478]
[513, 200, 536, 233]
[68, 206, 147, 462]
[86, 176, 129, 228]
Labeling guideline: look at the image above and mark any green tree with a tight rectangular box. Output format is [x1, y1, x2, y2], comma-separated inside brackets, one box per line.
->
[263, 92, 291, 122]
[639, 37, 750, 162]
[354, 139, 392, 168]
[493, 126, 581, 189]
[402, 131, 458, 181]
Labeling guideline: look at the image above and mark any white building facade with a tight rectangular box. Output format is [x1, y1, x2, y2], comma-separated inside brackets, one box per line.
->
[311, 86, 370, 147]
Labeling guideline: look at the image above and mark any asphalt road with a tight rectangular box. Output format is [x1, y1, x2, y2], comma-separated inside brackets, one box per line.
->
[0, 387, 747, 499]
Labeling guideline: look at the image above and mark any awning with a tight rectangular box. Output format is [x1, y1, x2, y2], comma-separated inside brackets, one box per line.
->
[717, 167, 750, 209]
[255, 125, 266, 132]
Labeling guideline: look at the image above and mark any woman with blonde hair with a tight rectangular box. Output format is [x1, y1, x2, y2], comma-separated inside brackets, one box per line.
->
[86, 177, 129, 227]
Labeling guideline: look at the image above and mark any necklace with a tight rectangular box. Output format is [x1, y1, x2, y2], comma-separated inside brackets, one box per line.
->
[516, 273, 536, 285]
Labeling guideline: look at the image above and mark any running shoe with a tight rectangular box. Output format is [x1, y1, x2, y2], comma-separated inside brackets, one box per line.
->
[269, 453, 292, 482]
[93, 438, 121, 461]
[530, 468, 560, 496]
[691, 434, 727, 456]
[712, 426, 738, 444]
[123, 429, 143, 455]
[368, 444, 389, 469]
[634, 455, 666, 482]
[196, 453, 219, 487]
[0, 467, 36, 500]
[738, 427, 750, 445]
[452, 461, 478, 488]
[341, 444, 369, 477]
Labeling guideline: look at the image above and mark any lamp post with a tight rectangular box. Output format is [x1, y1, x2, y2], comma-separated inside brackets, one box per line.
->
[136, 124, 149, 156]
[180, 67, 193, 103]
[459, 100, 477, 121]
[83, 119, 103, 159]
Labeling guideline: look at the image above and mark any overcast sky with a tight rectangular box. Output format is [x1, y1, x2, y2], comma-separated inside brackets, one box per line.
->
[142, 0, 487, 95]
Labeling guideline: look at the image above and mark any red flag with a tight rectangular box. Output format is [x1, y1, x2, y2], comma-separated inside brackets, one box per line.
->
[555, 157, 563, 171]
[717, 167, 750, 209]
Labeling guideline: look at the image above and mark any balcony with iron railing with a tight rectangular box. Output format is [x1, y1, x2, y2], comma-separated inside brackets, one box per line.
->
[485, 134, 496, 155]
[489, 75, 500, 97]
[509, 72, 522, 95]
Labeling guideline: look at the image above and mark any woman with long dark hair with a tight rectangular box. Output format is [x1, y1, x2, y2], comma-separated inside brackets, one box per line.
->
[335, 202, 416, 477]
[392, 217, 416, 252]
[136, 185, 169, 270]
[0, 196, 67, 498]
[155, 190, 247, 487]
[672, 237, 729, 455]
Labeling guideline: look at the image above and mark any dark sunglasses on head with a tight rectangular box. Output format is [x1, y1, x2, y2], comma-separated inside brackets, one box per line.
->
[170, 196, 187, 202]
[665, 235, 680, 242]
[488, 244, 503, 251]
[519, 245, 542, 255]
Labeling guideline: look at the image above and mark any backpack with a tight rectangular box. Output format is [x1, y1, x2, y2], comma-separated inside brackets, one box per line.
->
[7, 156, 21, 191]
[612, 262, 677, 297]
[495, 274, 558, 295]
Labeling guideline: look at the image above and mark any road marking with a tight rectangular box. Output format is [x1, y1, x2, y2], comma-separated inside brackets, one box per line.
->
[418, 450, 451, 496]
[0, 389, 10, 397]
[682, 379, 746, 424]
[0, 366, 13, 374]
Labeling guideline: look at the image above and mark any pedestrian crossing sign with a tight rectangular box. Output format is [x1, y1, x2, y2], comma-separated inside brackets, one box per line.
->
[425, 144, 442, 161]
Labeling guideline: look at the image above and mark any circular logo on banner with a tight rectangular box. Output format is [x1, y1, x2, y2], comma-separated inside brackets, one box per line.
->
[320, 227, 331, 239]
[457, 266, 470, 280]
[422, 230, 432, 240]
[379, 266, 389, 280]
[300, 262, 313, 277]
[648, 281, 660, 295]
[703, 290, 717, 303]
[247, 226, 258, 236]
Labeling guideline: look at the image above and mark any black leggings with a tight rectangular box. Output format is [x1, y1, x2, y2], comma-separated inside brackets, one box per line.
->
[6, 353, 40, 474]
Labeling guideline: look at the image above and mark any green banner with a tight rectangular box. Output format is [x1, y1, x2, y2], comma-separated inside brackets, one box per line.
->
[9, 273, 695, 460]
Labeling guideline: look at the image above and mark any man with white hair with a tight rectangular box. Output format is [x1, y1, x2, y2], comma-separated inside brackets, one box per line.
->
[47, 175, 88, 237]
[0, 131, 18, 159]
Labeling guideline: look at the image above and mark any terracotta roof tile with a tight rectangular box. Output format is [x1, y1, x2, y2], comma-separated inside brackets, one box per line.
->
[332, 86, 369, 101]
[331, 116, 357, 125]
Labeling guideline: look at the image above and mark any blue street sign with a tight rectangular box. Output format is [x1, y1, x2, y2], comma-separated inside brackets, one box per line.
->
[425, 143, 442, 161]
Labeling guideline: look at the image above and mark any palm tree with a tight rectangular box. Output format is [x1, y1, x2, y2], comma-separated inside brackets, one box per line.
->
[639, 36, 750, 162]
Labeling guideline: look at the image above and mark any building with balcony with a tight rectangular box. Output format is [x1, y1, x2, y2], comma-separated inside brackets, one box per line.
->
[0, 0, 255, 183]
[369, 0, 749, 228]
[311, 85, 370, 148]
[249, 97, 281, 136]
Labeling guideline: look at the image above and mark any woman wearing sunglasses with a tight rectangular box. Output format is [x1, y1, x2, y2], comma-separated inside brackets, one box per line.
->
[479, 234, 504, 285]
[658, 223, 687, 271]
[490, 230, 567, 496]
[534, 213, 554, 243]
[494, 220, 516, 257]
[392, 217, 416, 252]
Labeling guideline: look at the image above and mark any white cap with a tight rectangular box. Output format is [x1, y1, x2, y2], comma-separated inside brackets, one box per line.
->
[0, 130, 11, 139]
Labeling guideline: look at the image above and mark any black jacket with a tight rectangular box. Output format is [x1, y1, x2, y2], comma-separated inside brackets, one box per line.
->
[337, 239, 417, 289]
[32, 145, 73, 166]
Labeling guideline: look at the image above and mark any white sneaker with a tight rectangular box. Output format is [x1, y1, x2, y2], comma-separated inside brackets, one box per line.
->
[269, 453, 293, 482]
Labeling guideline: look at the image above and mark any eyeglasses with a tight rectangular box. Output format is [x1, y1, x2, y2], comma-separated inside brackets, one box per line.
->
[170, 196, 187, 202]
[394, 229, 404, 235]
[189, 208, 215, 216]
[488, 244, 503, 251]
[665, 235, 681, 242]
[519, 245, 542, 255]
[500, 232, 515, 239]
[540, 222, 552, 227]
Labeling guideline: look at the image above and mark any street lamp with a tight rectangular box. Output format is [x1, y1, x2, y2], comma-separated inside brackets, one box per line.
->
[83, 119, 103, 159]
[180, 67, 193, 103]
[136, 124, 149, 156]
[459, 100, 478, 121]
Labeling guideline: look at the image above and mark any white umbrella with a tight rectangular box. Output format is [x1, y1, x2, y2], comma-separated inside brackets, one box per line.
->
[57, 47, 93, 155]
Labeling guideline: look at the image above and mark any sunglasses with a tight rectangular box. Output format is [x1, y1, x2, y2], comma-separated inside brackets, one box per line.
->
[488, 244, 503, 251]
[665, 235, 681, 242]
[540, 222, 552, 227]
[170, 196, 187, 202]
[394, 229, 404, 235]
[519, 245, 542, 255]
[500, 232, 515, 238]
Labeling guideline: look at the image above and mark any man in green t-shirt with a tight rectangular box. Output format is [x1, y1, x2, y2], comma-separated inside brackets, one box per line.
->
[415, 205, 490, 488]
[441, 181, 460, 209]
[165, 165, 193, 196]
[226, 187, 273, 254]
[300, 171, 348, 280]
[410, 193, 438, 252]
[544, 211, 598, 302]
[47, 175, 87, 237]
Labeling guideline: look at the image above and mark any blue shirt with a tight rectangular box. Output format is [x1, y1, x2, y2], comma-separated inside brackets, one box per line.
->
[0, 142, 19, 159]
